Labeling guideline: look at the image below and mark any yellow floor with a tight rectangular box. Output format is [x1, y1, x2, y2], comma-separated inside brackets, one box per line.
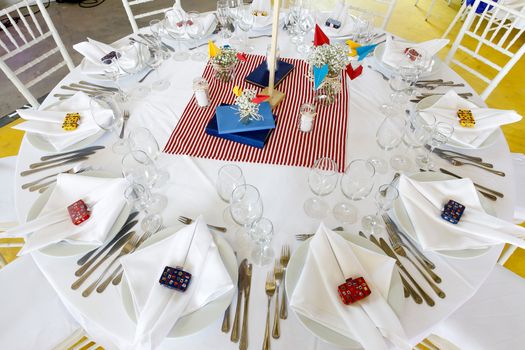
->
[1, 0, 524, 276]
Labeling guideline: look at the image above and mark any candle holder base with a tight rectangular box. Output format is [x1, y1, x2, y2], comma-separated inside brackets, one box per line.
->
[261, 87, 285, 109]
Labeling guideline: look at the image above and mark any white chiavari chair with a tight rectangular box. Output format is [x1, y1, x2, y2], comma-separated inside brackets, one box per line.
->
[431, 265, 525, 349]
[444, 0, 525, 100]
[121, 0, 180, 33]
[344, 0, 397, 30]
[0, 0, 74, 108]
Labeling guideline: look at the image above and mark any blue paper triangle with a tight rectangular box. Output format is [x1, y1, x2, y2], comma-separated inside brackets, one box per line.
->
[313, 64, 329, 90]
[356, 44, 378, 61]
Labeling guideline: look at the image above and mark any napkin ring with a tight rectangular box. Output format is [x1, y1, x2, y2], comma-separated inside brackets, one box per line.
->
[67, 199, 91, 225]
[441, 199, 465, 224]
[457, 109, 476, 128]
[325, 18, 342, 29]
[100, 51, 121, 63]
[62, 112, 80, 131]
[404, 47, 421, 62]
[338, 277, 371, 305]
[159, 266, 192, 292]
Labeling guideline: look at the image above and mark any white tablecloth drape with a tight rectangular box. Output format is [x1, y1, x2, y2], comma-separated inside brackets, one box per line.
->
[11, 28, 517, 349]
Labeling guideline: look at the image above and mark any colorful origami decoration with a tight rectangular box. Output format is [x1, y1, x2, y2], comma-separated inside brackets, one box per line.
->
[345, 63, 363, 80]
[208, 40, 221, 58]
[314, 24, 330, 46]
[313, 63, 329, 90]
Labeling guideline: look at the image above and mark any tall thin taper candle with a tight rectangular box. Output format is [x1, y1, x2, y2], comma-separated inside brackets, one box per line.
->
[268, 0, 281, 96]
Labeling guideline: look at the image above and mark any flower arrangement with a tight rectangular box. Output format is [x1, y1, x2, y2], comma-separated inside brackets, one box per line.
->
[234, 89, 264, 124]
[308, 43, 348, 76]
[209, 44, 239, 82]
[210, 46, 239, 67]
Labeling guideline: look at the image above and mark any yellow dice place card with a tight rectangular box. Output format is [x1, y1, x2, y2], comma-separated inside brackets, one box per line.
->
[62, 112, 81, 131]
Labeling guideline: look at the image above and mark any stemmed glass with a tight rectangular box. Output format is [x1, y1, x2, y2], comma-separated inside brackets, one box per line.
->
[296, 7, 315, 54]
[388, 71, 411, 105]
[216, 164, 245, 203]
[304, 157, 339, 219]
[115, 43, 150, 98]
[185, 12, 207, 61]
[403, 112, 435, 164]
[354, 12, 374, 44]
[417, 121, 454, 170]
[122, 150, 166, 189]
[124, 183, 164, 232]
[144, 45, 170, 91]
[236, 4, 255, 52]
[128, 127, 170, 186]
[229, 184, 263, 228]
[333, 159, 375, 224]
[368, 114, 407, 174]
[217, 0, 233, 41]
[287, 0, 302, 44]
[361, 184, 399, 234]
[164, 8, 190, 61]
[90, 94, 129, 154]
[250, 217, 274, 266]
[101, 57, 125, 100]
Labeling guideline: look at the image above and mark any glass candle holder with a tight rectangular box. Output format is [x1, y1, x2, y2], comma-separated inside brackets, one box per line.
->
[193, 77, 210, 107]
[299, 103, 316, 133]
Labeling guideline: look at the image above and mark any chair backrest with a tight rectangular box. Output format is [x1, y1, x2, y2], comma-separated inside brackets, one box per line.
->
[121, 0, 178, 33]
[0, 0, 74, 107]
[445, 0, 525, 100]
[345, 0, 397, 30]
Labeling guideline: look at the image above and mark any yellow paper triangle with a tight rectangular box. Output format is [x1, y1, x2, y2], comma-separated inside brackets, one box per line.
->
[233, 86, 243, 97]
[346, 39, 360, 57]
[208, 40, 221, 58]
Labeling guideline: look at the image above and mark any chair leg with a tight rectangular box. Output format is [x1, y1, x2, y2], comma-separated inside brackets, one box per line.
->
[442, 2, 466, 38]
[426, 0, 438, 21]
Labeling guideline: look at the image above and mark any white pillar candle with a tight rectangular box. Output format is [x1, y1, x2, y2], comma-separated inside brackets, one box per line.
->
[299, 103, 316, 133]
[193, 77, 210, 107]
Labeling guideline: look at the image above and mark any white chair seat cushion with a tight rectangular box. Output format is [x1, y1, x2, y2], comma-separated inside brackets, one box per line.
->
[432, 265, 525, 350]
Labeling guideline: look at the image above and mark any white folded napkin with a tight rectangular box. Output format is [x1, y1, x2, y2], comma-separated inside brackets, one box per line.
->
[320, 3, 354, 37]
[3, 173, 127, 255]
[382, 37, 449, 68]
[172, 1, 216, 36]
[290, 224, 409, 350]
[74, 38, 119, 75]
[121, 217, 234, 350]
[251, 0, 273, 28]
[398, 174, 525, 251]
[419, 90, 522, 148]
[13, 92, 102, 151]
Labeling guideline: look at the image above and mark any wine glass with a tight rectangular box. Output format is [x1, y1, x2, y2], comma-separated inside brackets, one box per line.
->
[304, 157, 339, 219]
[236, 4, 255, 52]
[368, 114, 406, 174]
[128, 127, 170, 186]
[361, 184, 399, 234]
[333, 159, 375, 224]
[116, 43, 150, 98]
[229, 184, 263, 227]
[101, 57, 126, 100]
[122, 150, 165, 189]
[388, 71, 411, 105]
[250, 217, 275, 266]
[354, 12, 374, 44]
[216, 164, 245, 203]
[124, 183, 165, 232]
[185, 12, 207, 61]
[417, 121, 454, 170]
[89, 94, 129, 154]
[144, 45, 170, 91]
[217, 0, 233, 41]
[164, 8, 190, 61]
[296, 7, 315, 54]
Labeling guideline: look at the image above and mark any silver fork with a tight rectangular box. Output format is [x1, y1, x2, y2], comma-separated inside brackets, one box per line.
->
[120, 110, 130, 139]
[177, 216, 227, 232]
[82, 233, 141, 297]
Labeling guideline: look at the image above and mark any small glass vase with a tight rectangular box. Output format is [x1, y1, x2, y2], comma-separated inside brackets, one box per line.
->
[212, 62, 236, 83]
[315, 72, 342, 105]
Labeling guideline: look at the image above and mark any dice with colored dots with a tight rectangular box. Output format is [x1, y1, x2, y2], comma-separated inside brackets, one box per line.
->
[441, 199, 465, 224]
[67, 199, 91, 225]
[62, 112, 80, 131]
[338, 277, 371, 305]
[457, 109, 476, 128]
[159, 266, 192, 292]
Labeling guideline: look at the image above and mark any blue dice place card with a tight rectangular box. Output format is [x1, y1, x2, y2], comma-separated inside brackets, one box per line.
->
[216, 101, 275, 135]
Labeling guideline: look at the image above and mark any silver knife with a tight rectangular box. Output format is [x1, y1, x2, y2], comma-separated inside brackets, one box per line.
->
[30, 151, 96, 169]
[230, 259, 247, 342]
[40, 146, 105, 161]
[20, 157, 89, 176]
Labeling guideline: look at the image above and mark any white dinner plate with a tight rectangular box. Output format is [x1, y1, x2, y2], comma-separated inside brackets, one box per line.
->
[26, 130, 105, 153]
[26, 171, 131, 257]
[416, 95, 499, 150]
[373, 42, 442, 78]
[285, 231, 403, 349]
[121, 225, 237, 338]
[392, 171, 495, 259]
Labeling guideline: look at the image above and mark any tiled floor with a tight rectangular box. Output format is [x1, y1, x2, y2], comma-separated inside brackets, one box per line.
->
[1, 0, 524, 273]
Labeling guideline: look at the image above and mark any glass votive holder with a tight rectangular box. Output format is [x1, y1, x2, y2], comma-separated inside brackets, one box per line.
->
[299, 103, 316, 133]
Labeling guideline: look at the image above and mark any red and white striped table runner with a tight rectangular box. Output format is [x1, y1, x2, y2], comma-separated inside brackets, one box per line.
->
[163, 54, 349, 171]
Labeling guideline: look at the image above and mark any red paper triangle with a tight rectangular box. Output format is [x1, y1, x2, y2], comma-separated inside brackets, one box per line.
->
[346, 63, 363, 80]
[236, 52, 248, 62]
[314, 24, 330, 46]
[252, 94, 270, 103]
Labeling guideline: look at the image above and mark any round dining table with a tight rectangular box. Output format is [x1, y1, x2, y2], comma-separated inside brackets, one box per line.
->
[12, 20, 517, 350]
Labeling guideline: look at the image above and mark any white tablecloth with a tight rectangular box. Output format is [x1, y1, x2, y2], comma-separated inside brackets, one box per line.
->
[12, 26, 517, 349]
